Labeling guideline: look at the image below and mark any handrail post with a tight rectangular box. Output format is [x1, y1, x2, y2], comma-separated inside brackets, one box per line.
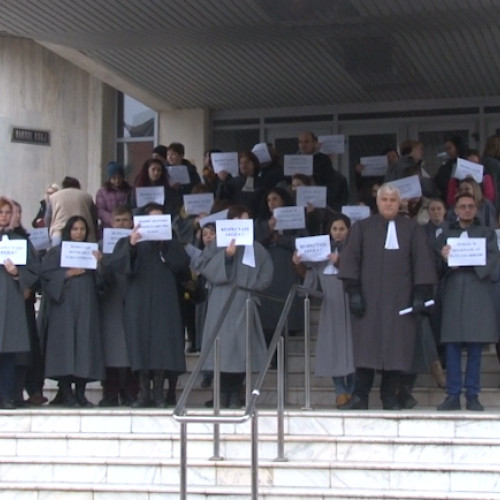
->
[302, 294, 313, 410]
[180, 422, 187, 500]
[245, 295, 252, 405]
[251, 410, 259, 500]
[211, 338, 222, 460]
[275, 336, 287, 461]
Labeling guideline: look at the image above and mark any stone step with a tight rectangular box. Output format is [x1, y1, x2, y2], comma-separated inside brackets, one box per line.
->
[2, 482, 500, 500]
[0, 455, 499, 494]
[3, 429, 500, 465]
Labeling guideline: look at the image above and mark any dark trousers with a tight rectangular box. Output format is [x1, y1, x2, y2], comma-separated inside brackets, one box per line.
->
[353, 368, 400, 403]
[0, 353, 17, 402]
[445, 342, 483, 398]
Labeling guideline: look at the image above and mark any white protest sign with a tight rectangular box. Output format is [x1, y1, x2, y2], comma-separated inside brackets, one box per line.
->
[341, 205, 371, 223]
[390, 175, 422, 199]
[102, 228, 132, 254]
[135, 186, 165, 208]
[295, 235, 331, 262]
[199, 209, 229, 228]
[454, 158, 484, 184]
[447, 237, 486, 266]
[133, 214, 172, 241]
[0, 236, 27, 265]
[28, 227, 51, 251]
[183, 193, 214, 215]
[496, 229, 500, 250]
[216, 219, 254, 247]
[360, 156, 388, 177]
[295, 186, 327, 208]
[318, 135, 345, 154]
[167, 165, 191, 185]
[284, 155, 313, 176]
[251, 143, 272, 164]
[60, 241, 98, 270]
[273, 206, 306, 231]
[211, 152, 239, 177]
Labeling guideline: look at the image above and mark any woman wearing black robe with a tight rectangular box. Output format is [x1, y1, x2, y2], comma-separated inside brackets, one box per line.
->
[108, 203, 190, 407]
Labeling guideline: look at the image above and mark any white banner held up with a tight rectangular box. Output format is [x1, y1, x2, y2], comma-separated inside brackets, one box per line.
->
[216, 219, 254, 247]
[284, 154, 313, 176]
[0, 236, 27, 265]
[295, 235, 330, 262]
[133, 214, 172, 241]
[60, 241, 98, 270]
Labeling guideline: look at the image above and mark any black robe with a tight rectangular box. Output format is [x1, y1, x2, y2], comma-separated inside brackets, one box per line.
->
[109, 237, 189, 372]
[338, 214, 437, 371]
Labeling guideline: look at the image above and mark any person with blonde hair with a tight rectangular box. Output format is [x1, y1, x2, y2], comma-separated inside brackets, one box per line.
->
[32, 182, 60, 228]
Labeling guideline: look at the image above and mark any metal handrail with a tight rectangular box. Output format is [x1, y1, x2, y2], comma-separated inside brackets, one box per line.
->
[173, 283, 322, 500]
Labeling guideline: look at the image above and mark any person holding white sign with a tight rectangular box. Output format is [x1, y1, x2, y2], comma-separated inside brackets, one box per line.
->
[338, 184, 437, 410]
[446, 177, 497, 229]
[195, 205, 273, 409]
[97, 206, 136, 407]
[130, 158, 181, 215]
[166, 142, 202, 197]
[107, 203, 190, 408]
[0, 197, 39, 409]
[216, 151, 267, 219]
[436, 193, 499, 411]
[255, 188, 306, 345]
[293, 213, 355, 408]
[297, 132, 349, 211]
[41, 216, 104, 408]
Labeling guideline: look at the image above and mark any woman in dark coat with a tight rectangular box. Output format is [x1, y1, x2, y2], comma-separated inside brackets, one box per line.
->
[0, 197, 39, 409]
[254, 187, 305, 341]
[41, 216, 104, 407]
[128, 158, 180, 215]
[108, 203, 190, 407]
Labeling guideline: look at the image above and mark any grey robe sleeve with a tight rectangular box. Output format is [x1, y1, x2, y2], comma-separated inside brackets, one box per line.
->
[475, 227, 499, 280]
[18, 240, 40, 291]
[41, 247, 67, 303]
[194, 243, 232, 285]
[159, 239, 190, 273]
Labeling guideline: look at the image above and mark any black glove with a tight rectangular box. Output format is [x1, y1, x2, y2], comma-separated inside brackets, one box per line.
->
[349, 291, 366, 318]
[412, 284, 433, 315]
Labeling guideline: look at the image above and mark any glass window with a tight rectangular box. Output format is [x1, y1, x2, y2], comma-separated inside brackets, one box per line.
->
[116, 93, 157, 184]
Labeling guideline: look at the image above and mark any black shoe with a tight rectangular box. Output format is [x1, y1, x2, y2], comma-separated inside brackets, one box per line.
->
[437, 395, 460, 411]
[76, 395, 94, 408]
[118, 390, 134, 406]
[466, 396, 484, 411]
[382, 397, 402, 410]
[0, 399, 16, 410]
[398, 394, 417, 409]
[339, 395, 368, 410]
[98, 395, 119, 407]
[49, 389, 65, 406]
[166, 391, 176, 406]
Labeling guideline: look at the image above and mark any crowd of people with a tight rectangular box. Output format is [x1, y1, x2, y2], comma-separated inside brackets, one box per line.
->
[1, 132, 500, 411]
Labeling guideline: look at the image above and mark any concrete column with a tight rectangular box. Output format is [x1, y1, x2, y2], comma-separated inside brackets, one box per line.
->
[158, 108, 209, 172]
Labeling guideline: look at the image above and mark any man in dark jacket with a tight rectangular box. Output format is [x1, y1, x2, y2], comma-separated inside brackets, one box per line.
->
[297, 132, 349, 211]
[436, 193, 499, 411]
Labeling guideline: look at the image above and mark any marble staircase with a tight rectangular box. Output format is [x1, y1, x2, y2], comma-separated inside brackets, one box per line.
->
[1, 408, 500, 499]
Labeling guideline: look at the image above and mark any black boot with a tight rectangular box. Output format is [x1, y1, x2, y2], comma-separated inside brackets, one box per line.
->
[380, 370, 401, 410]
[75, 381, 94, 408]
[59, 378, 78, 407]
[166, 373, 178, 406]
[132, 371, 151, 408]
[152, 370, 166, 408]
[397, 373, 418, 409]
